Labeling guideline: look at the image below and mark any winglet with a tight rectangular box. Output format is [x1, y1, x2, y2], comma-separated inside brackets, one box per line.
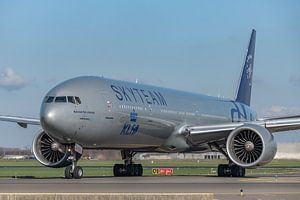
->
[235, 29, 256, 106]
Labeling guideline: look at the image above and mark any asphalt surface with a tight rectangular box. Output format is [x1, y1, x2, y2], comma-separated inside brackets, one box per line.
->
[1, 174, 300, 200]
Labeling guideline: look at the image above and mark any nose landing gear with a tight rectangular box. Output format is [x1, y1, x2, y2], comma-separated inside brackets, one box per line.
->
[64, 144, 83, 179]
[65, 165, 83, 179]
[113, 150, 143, 177]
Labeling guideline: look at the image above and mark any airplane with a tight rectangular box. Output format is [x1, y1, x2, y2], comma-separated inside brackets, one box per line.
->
[1, 29, 300, 179]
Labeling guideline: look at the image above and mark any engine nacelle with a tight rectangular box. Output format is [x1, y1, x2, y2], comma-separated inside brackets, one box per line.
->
[32, 130, 72, 168]
[226, 124, 277, 168]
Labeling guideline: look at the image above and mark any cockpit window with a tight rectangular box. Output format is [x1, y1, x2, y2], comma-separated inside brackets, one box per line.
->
[55, 96, 67, 103]
[67, 96, 75, 104]
[75, 96, 81, 104]
[45, 96, 54, 103]
[44, 96, 80, 104]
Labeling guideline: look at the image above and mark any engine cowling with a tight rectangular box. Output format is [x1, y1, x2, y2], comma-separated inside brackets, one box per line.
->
[32, 130, 72, 168]
[226, 124, 277, 168]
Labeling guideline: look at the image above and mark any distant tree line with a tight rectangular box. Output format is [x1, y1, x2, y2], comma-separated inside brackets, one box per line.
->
[0, 147, 121, 160]
[0, 147, 31, 157]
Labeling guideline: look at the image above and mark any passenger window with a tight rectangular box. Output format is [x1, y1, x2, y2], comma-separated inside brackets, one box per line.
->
[67, 96, 75, 104]
[45, 96, 54, 103]
[55, 96, 67, 103]
[75, 96, 81, 104]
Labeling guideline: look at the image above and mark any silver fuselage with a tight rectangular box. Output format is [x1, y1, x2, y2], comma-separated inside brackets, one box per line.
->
[40, 76, 257, 152]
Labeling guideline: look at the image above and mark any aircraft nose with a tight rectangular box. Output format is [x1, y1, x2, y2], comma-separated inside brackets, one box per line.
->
[40, 106, 56, 131]
[40, 105, 71, 142]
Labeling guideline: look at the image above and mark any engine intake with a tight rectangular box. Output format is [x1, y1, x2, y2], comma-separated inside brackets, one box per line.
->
[226, 124, 277, 168]
[32, 130, 71, 168]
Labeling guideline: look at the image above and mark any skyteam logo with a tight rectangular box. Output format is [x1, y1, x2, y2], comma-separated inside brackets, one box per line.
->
[130, 111, 138, 122]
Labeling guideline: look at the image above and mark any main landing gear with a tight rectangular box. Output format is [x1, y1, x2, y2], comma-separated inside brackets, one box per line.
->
[113, 150, 143, 177]
[211, 142, 246, 177]
[217, 164, 245, 177]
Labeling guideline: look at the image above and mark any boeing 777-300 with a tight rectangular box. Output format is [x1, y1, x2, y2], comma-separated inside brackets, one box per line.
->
[1, 29, 300, 179]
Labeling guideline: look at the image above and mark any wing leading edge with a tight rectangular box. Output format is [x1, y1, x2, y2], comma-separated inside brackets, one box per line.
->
[263, 115, 300, 133]
[0, 115, 40, 128]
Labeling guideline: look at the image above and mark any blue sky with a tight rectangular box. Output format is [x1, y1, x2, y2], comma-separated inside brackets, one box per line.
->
[0, 0, 299, 147]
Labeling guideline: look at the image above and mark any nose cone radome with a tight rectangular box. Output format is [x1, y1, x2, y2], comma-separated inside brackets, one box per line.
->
[40, 105, 56, 131]
[40, 105, 73, 143]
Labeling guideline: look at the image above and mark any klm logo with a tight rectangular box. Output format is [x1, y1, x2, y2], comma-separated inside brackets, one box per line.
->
[130, 111, 138, 122]
[120, 123, 139, 135]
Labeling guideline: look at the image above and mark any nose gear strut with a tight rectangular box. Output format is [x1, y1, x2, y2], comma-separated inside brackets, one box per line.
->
[64, 144, 83, 179]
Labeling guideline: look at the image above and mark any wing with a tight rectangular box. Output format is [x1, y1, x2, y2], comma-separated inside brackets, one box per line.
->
[185, 116, 300, 145]
[186, 122, 243, 145]
[0, 115, 40, 128]
[260, 115, 300, 132]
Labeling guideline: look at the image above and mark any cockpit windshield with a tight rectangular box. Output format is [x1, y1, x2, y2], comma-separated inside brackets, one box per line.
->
[55, 96, 67, 103]
[45, 96, 54, 103]
[75, 96, 81, 104]
[44, 96, 81, 104]
[67, 96, 75, 104]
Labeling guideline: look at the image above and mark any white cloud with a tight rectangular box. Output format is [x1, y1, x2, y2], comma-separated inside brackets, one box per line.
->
[0, 68, 29, 91]
[260, 106, 300, 117]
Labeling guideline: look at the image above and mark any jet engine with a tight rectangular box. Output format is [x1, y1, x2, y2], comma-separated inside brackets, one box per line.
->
[226, 124, 277, 168]
[32, 130, 72, 168]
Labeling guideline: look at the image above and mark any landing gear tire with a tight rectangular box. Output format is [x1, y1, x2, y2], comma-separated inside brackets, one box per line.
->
[113, 164, 143, 177]
[217, 164, 231, 177]
[126, 165, 134, 176]
[73, 166, 83, 179]
[64, 166, 84, 179]
[134, 164, 143, 176]
[65, 166, 73, 179]
[231, 165, 245, 177]
[137, 164, 143, 176]
[113, 164, 122, 177]
[217, 164, 225, 177]
[217, 164, 245, 177]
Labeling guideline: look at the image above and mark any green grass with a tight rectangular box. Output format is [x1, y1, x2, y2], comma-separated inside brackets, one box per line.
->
[0, 159, 299, 178]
